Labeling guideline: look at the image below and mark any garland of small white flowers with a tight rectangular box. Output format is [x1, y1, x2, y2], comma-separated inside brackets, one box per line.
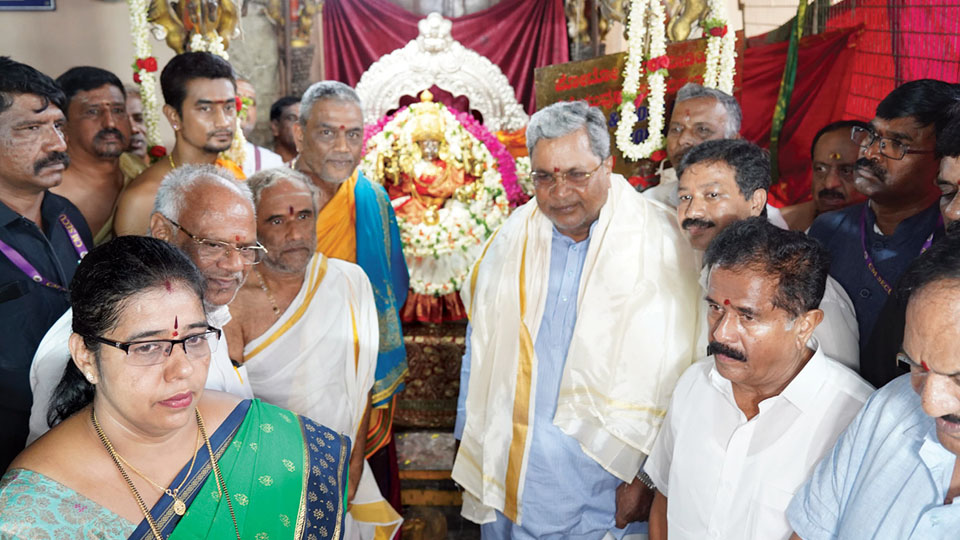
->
[360, 106, 510, 296]
[615, 0, 668, 161]
[127, 0, 163, 156]
[702, 0, 737, 93]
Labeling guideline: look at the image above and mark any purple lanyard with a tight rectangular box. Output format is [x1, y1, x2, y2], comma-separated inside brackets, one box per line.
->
[0, 214, 89, 292]
[859, 205, 940, 295]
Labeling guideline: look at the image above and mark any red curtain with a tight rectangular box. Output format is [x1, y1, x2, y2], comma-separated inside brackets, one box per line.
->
[739, 26, 862, 206]
[322, 0, 569, 114]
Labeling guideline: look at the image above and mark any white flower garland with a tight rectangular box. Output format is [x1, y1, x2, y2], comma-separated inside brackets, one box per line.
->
[702, 0, 737, 94]
[360, 106, 510, 296]
[127, 0, 162, 150]
[615, 0, 668, 161]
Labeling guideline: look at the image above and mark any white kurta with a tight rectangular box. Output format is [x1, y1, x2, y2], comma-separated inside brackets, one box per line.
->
[241, 142, 284, 177]
[241, 254, 402, 540]
[644, 338, 873, 540]
[27, 305, 252, 445]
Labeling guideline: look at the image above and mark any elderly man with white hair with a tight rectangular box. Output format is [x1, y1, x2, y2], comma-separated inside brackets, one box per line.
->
[453, 100, 702, 538]
[28, 164, 258, 442]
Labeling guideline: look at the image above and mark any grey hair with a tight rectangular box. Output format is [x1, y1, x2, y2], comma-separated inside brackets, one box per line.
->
[526, 100, 610, 160]
[299, 81, 361, 125]
[152, 164, 254, 224]
[247, 166, 320, 211]
[675, 83, 742, 137]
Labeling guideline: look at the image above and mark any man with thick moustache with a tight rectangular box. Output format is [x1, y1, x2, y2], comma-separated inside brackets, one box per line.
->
[455, 100, 701, 538]
[293, 80, 409, 508]
[808, 79, 960, 353]
[114, 52, 243, 236]
[675, 139, 860, 369]
[781, 120, 871, 231]
[225, 167, 403, 540]
[0, 57, 92, 471]
[51, 67, 132, 244]
[788, 232, 960, 539]
[646, 218, 872, 540]
[28, 165, 257, 444]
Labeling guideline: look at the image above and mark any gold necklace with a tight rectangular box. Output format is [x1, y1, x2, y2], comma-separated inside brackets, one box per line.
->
[92, 408, 242, 540]
[113, 427, 200, 516]
[255, 268, 281, 315]
[168, 153, 177, 169]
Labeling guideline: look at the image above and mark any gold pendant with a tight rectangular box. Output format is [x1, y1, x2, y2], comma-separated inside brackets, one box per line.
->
[173, 498, 186, 516]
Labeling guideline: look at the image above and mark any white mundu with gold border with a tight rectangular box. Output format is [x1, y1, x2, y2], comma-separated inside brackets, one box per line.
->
[453, 174, 703, 525]
[242, 254, 402, 540]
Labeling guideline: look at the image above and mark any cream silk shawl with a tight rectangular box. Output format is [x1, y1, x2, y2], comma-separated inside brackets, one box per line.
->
[453, 174, 702, 525]
[242, 254, 402, 540]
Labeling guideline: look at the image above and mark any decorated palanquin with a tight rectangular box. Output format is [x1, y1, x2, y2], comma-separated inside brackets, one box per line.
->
[355, 13, 532, 427]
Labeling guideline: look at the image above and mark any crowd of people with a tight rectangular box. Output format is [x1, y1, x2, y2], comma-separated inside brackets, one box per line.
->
[0, 48, 959, 540]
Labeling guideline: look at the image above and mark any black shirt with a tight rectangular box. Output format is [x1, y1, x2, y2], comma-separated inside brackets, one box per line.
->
[0, 192, 91, 470]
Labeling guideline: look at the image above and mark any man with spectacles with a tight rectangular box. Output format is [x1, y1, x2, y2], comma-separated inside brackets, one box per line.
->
[781, 120, 870, 232]
[50, 67, 132, 245]
[807, 80, 960, 358]
[0, 57, 93, 472]
[27, 164, 257, 444]
[293, 81, 409, 510]
[787, 232, 960, 539]
[224, 167, 402, 539]
[454, 100, 702, 537]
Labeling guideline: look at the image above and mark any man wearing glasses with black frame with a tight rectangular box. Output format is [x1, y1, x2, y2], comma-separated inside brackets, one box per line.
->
[808, 79, 960, 361]
[27, 164, 262, 443]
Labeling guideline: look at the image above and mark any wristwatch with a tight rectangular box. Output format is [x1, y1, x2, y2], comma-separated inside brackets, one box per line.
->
[636, 468, 656, 491]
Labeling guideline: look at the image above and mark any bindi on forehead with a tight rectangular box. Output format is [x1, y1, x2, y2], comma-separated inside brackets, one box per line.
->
[289, 206, 295, 216]
[724, 299, 731, 305]
[172, 316, 179, 337]
[164, 280, 173, 292]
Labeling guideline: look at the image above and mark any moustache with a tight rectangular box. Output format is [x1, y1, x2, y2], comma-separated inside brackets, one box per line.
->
[708, 341, 747, 362]
[33, 151, 70, 174]
[93, 128, 125, 144]
[946, 220, 960, 238]
[682, 218, 716, 231]
[207, 130, 234, 139]
[940, 414, 960, 425]
[817, 188, 845, 201]
[855, 158, 887, 181]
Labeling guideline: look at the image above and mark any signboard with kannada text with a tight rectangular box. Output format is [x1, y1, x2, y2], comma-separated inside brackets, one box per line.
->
[534, 33, 744, 181]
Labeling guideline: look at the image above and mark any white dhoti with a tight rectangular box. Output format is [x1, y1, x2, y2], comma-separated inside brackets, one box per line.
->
[242, 254, 402, 540]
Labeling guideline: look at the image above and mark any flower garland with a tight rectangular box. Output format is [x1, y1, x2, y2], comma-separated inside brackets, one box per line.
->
[702, 0, 737, 93]
[361, 104, 514, 296]
[127, 0, 164, 158]
[615, 0, 669, 161]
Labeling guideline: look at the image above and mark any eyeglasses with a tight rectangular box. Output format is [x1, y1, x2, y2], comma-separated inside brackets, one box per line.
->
[851, 126, 935, 161]
[166, 217, 267, 265]
[82, 327, 221, 366]
[530, 162, 604, 189]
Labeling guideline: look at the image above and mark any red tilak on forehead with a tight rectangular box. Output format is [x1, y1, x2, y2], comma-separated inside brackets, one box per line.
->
[164, 280, 172, 292]
[289, 205, 295, 216]
[235, 235, 240, 242]
[922, 360, 931, 371]
[723, 299, 731, 305]
[554, 167, 560, 173]
[339, 125, 345, 130]
[172, 316, 179, 337]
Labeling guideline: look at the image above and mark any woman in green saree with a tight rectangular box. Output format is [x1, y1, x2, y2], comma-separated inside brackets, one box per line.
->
[0, 236, 350, 539]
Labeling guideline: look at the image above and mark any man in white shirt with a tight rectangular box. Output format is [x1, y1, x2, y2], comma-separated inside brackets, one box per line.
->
[236, 77, 284, 176]
[645, 83, 788, 227]
[676, 138, 860, 369]
[28, 164, 258, 442]
[645, 217, 873, 540]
